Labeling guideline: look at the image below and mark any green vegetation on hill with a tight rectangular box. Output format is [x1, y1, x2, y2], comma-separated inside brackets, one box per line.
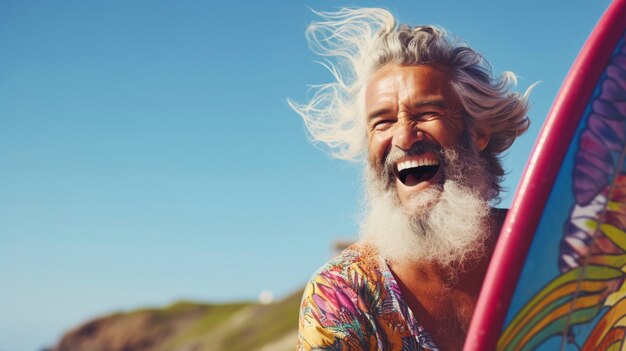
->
[221, 290, 301, 351]
[51, 289, 303, 351]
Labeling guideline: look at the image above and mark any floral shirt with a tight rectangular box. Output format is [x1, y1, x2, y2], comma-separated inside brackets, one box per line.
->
[297, 243, 440, 351]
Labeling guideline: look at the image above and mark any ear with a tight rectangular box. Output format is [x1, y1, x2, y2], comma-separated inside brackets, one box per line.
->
[472, 131, 491, 152]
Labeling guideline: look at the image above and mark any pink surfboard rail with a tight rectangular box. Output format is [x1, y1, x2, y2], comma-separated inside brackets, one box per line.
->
[464, 0, 626, 350]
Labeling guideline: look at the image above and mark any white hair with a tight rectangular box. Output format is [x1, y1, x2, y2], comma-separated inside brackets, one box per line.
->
[289, 7, 532, 196]
[361, 181, 490, 268]
[361, 146, 492, 269]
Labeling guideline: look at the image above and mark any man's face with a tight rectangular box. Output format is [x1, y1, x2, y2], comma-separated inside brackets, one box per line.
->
[365, 64, 486, 211]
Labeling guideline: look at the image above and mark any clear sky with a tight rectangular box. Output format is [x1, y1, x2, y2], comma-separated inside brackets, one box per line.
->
[0, 1, 613, 350]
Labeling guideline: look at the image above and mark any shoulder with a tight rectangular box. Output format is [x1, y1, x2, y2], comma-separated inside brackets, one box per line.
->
[297, 243, 381, 351]
[491, 207, 508, 218]
[491, 207, 509, 231]
[308, 243, 383, 293]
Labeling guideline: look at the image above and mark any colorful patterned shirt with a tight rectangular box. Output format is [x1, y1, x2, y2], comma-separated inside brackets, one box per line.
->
[297, 243, 440, 351]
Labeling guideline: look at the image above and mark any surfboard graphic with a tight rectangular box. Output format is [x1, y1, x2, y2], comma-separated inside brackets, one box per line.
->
[465, 0, 626, 350]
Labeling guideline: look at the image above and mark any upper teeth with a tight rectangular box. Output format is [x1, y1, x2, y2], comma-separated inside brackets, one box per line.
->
[396, 158, 439, 172]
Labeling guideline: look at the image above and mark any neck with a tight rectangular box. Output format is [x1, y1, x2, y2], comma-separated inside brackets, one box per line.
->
[388, 207, 506, 350]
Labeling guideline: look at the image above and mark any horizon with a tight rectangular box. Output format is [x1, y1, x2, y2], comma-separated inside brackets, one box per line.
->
[0, 1, 612, 350]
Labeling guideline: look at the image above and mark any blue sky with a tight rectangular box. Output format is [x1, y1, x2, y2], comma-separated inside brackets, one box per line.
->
[0, 1, 612, 350]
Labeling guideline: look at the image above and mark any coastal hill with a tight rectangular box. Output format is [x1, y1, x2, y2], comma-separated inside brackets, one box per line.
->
[49, 289, 302, 351]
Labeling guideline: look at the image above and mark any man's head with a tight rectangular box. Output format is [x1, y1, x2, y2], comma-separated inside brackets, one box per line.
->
[290, 8, 531, 266]
[365, 64, 493, 211]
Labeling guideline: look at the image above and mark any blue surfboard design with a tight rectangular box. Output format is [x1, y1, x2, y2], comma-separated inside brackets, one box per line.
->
[498, 32, 626, 351]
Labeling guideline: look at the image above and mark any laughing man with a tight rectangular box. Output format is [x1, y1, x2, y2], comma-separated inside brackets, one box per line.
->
[290, 8, 531, 351]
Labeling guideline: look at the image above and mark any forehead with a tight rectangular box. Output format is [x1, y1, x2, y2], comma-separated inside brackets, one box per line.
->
[365, 64, 458, 110]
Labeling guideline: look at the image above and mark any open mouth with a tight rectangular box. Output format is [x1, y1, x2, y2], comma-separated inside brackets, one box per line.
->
[395, 158, 440, 186]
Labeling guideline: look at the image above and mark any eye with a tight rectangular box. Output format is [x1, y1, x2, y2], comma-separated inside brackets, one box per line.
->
[418, 111, 441, 121]
[371, 119, 395, 131]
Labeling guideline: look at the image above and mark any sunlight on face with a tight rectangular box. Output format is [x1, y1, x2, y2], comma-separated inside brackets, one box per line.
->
[365, 64, 468, 212]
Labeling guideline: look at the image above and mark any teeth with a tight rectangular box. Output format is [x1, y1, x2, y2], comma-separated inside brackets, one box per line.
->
[396, 158, 439, 172]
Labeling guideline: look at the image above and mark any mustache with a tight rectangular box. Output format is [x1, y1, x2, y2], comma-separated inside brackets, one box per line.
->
[383, 140, 443, 172]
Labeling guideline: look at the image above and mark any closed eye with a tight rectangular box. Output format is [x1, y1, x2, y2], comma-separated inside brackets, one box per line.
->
[417, 112, 441, 121]
[371, 119, 395, 131]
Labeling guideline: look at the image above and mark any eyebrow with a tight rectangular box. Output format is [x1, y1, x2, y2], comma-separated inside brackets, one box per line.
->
[413, 99, 447, 109]
[366, 99, 448, 121]
[366, 108, 393, 121]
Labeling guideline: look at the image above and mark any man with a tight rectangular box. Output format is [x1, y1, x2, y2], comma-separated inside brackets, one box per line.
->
[289, 8, 531, 351]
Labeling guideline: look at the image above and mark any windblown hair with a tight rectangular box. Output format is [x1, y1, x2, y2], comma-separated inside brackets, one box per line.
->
[289, 7, 532, 195]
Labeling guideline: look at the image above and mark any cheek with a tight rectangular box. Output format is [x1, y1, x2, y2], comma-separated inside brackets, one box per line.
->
[431, 121, 465, 146]
[367, 133, 391, 168]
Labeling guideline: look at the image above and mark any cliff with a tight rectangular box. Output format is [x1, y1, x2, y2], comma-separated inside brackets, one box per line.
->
[50, 289, 302, 351]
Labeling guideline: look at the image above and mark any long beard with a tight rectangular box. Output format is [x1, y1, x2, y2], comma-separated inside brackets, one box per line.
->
[360, 145, 494, 269]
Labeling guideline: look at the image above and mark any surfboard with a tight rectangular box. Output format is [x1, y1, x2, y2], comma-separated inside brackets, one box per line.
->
[464, 0, 626, 350]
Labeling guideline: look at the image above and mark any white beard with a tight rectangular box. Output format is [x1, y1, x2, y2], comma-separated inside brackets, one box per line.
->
[360, 147, 493, 269]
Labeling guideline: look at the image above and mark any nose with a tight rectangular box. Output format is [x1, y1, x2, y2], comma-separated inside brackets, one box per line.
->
[393, 119, 426, 150]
